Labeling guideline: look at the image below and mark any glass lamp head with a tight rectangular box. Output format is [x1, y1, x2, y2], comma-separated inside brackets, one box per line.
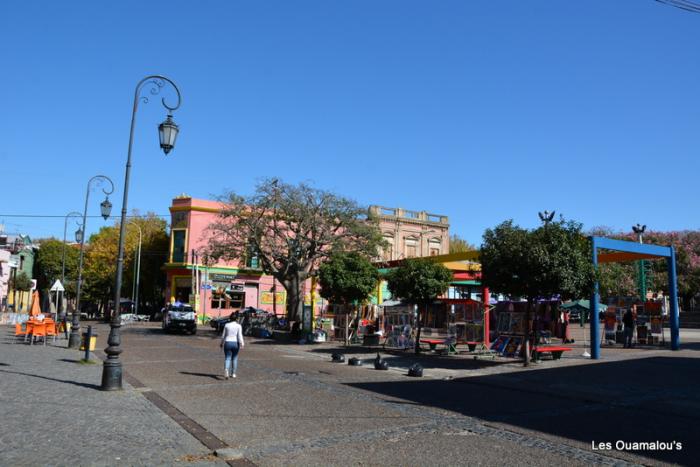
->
[100, 197, 112, 220]
[158, 114, 179, 155]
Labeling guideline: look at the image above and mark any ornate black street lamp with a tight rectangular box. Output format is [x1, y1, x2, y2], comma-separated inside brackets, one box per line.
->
[101, 75, 181, 391]
[70, 175, 114, 348]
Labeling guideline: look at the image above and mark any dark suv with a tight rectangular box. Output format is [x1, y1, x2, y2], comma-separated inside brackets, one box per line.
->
[162, 304, 197, 334]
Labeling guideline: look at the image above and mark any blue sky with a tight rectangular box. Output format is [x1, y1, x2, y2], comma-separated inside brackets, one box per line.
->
[1, 1, 698, 246]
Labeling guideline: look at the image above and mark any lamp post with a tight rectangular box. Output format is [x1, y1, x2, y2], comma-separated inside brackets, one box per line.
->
[538, 210, 555, 227]
[70, 176, 114, 348]
[632, 224, 647, 301]
[129, 221, 142, 317]
[102, 75, 181, 391]
[61, 211, 82, 325]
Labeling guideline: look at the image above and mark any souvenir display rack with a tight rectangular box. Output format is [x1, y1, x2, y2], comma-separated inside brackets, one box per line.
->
[382, 304, 415, 350]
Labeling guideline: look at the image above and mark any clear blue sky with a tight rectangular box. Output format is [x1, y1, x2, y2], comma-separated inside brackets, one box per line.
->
[1, 1, 698, 246]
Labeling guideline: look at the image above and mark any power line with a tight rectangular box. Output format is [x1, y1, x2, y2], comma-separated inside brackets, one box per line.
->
[655, 0, 700, 13]
[0, 214, 170, 219]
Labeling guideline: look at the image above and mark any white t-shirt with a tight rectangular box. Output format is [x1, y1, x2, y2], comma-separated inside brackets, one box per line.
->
[221, 321, 244, 347]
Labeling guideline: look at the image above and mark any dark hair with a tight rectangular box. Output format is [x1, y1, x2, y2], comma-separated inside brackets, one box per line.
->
[229, 312, 238, 321]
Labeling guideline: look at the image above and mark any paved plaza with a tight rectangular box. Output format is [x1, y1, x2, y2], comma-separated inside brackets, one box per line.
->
[1, 323, 699, 466]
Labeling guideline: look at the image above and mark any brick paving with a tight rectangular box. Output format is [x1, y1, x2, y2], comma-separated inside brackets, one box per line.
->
[0, 327, 225, 467]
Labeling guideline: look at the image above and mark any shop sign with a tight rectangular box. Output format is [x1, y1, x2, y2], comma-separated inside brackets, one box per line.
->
[261, 291, 287, 304]
[210, 273, 236, 282]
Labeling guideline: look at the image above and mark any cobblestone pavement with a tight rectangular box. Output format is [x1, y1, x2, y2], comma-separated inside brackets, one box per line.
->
[5, 321, 697, 466]
[100, 322, 700, 466]
[0, 328, 225, 467]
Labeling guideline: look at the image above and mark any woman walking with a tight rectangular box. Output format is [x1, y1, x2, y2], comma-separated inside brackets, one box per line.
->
[220, 313, 244, 379]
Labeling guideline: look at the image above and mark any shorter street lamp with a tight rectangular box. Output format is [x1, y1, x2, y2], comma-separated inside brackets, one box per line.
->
[632, 224, 647, 300]
[70, 175, 115, 349]
[129, 221, 142, 316]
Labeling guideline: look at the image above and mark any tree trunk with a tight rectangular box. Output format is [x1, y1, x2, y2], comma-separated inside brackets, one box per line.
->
[523, 299, 532, 367]
[283, 275, 304, 323]
[345, 305, 350, 347]
[414, 303, 425, 354]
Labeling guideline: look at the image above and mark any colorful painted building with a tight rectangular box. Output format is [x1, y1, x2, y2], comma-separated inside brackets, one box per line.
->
[165, 196, 283, 319]
[163, 196, 457, 321]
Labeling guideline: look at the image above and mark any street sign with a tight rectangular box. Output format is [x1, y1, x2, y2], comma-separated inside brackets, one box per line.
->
[201, 284, 212, 290]
[50, 280, 65, 292]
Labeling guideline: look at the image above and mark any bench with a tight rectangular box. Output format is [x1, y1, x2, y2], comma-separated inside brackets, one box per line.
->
[420, 338, 457, 354]
[532, 346, 572, 360]
[462, 341, 480, 352]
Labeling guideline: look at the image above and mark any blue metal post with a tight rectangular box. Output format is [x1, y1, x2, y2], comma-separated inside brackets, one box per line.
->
[668, 247, 680, 351]
[590, 237, 601, 359]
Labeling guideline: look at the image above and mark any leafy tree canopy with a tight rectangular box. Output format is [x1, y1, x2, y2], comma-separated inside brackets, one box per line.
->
[82, 212, 168, 310]
[449, 234, 477, 254]
[12, 272, 33, 291]
[206, 178, 384, 320]
[385, 258, 453, 305]
[34, 238, 79, 294]
[481, 218, 594, 301]
[319, 252, 380, 306]
[589, 226, 700, 308]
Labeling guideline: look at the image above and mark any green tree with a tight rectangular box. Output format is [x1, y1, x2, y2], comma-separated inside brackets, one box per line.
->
[319, 252, 380, 305]
[82, 212, 168, 317]
[206, 179, 384, 321]
[10, 272, 33, 312]
[11, 272, 33, 291]
[34, 238, 79, 296]
[385, 258, 453, 354]
[449, 234, 477, 254]
[480, 218, 594, 365]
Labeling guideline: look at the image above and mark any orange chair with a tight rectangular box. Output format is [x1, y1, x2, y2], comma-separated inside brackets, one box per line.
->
[14, 323, 27, 343]
[44, 320, 57, 344]
[30, 323, 47, 346]
[24, 321, 35, 343]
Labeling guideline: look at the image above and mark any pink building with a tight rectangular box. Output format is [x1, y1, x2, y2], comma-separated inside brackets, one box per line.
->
[164, 196, 292, 319]
[164, 197, 451, 319]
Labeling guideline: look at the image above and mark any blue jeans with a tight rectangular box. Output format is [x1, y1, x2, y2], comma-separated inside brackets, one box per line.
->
[224, 341, 240, 375]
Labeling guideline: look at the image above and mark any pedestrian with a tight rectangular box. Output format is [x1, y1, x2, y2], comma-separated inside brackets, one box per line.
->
[220, 312, 244, 379]
[622, 307, 635, 348]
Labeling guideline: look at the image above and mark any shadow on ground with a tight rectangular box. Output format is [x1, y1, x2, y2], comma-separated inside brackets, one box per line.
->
[347, 356, 697, 465]
[307, 346, 513, 370]
[179, 371, 220, 380]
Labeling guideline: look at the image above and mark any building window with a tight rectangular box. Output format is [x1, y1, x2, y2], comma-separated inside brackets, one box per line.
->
[405, 237, 418, 258]
[429, 238, 441, 256]
[211, 286, 245, 309]
[171, 230, 186, 263]
[245, 245, 260, 269]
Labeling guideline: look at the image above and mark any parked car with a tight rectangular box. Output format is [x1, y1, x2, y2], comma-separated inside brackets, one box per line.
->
[162, 303, 197, 334]
[209, 307, 278, 336]
[209, 315, 231, 333]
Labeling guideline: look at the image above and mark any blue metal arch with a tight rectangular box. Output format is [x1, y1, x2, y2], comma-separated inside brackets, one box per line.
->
[590, 236, 680, 359]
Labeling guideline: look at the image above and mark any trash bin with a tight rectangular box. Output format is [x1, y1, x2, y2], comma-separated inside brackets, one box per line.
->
[79, 333, 98, 351]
